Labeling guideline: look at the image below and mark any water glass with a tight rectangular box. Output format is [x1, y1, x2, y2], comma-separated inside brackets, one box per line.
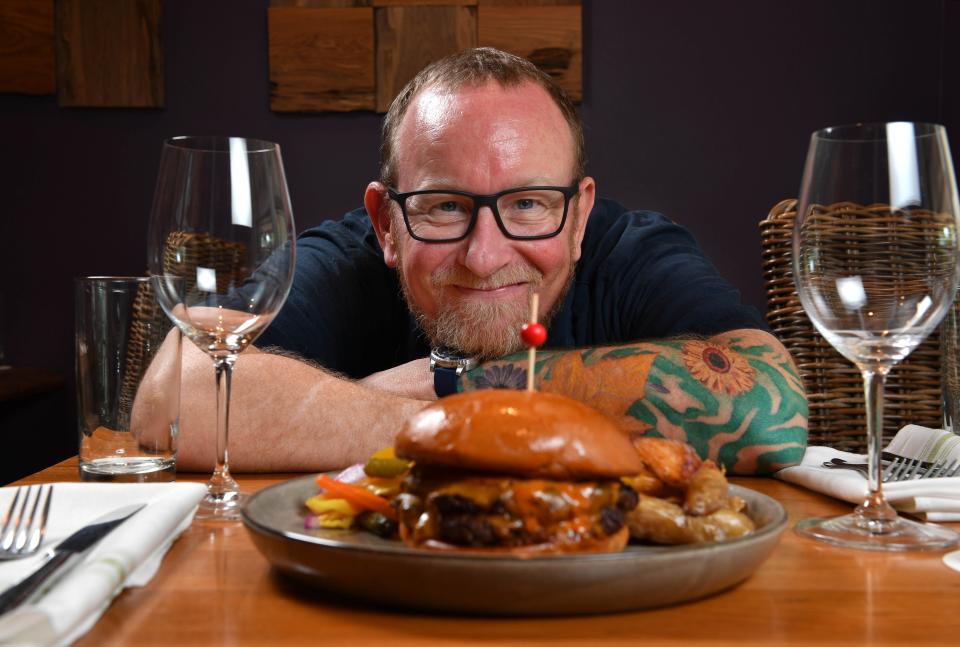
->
[75, 276, 181, 481]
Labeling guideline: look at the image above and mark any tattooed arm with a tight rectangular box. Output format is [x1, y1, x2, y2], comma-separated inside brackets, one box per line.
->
[460, 328, 808, 475]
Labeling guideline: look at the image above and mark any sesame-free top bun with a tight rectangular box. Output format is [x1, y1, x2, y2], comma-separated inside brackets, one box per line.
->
[396, 390, 644, 479]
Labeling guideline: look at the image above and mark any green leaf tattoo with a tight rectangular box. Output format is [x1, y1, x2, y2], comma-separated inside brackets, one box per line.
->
[460, 332, 808, 474]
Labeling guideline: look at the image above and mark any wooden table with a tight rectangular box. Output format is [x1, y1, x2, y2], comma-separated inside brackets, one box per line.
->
[12, 460, 960, 645]
[0, 367, 64, 403]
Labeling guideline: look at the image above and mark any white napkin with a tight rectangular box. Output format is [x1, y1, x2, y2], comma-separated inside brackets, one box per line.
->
[945, 550, 960, 573]
[0, 482, 205, 647]
[775, 425, 960, 522]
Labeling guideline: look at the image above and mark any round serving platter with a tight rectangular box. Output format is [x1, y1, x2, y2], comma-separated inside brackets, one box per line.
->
[241, 475, 787, 616]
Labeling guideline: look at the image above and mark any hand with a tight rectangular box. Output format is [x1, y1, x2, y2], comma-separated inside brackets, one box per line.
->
[360, 358, 436, 401]
[130, 327, 182, 450]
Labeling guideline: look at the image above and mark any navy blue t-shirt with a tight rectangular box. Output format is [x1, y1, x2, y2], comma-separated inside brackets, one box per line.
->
[256, 198, 767, 378]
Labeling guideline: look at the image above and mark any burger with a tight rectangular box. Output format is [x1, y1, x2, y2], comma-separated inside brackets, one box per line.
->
[393, 389, 644, 554]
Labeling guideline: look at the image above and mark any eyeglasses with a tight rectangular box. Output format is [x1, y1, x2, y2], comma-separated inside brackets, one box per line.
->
[387, 184, 579, 243]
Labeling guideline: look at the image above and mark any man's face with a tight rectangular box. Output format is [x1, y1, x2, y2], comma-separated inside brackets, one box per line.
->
[371, 81, 595, 358]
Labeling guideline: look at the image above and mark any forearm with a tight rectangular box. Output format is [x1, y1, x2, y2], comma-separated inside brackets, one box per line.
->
[177, 344, 427, 472]
[460, 329, 808, 474]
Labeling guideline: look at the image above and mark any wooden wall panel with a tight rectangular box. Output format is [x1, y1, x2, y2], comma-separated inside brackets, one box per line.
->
[375, 5, 477, 112]
[480, 0, 578, 5]
[478, 5, 581, 101]
[374, 1, 476, 6]
[0, 0, 55, 95]
[270, 1, 371, 7]
[55, 0, 163, 107]
[266, 0, 581, 113]
[269, 7, 375, 112]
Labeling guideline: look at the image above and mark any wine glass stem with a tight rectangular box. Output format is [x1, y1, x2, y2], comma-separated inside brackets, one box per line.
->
[211, 354, 239, 494]
[856, 368, 898, 530]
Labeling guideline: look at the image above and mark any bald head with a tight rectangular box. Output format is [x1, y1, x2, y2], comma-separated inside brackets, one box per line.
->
[379, 47, 585, 189]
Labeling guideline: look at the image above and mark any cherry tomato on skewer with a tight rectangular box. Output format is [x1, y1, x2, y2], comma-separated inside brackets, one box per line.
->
[521, 322, 547, 348]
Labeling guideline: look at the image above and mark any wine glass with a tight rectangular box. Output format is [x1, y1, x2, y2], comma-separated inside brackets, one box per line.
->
[147, 136, 295, 520]
[793, 122, 960, 550]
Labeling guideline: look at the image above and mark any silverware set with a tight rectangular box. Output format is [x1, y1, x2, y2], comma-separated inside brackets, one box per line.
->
[0, 490, 144, 616]
[822, 452, 960, 482]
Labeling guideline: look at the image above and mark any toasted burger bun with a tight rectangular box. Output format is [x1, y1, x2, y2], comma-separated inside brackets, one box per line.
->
[416, 526, 630, 557]
[396, 389, 644, 479]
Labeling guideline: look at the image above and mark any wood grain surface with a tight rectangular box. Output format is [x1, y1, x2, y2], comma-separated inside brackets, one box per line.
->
[480, 0, 579, 5]
[0, 0, 54, 95]
[479, 4, 582, 101]
[55, 0, 163, 108]
[269, 7, 375, 112]
[270, 0, 373, 7]
[270, 0, 580, 7]
[375, 5, 477, 112]
[374, 0, 477, 6]
[10, 459, 960, 645]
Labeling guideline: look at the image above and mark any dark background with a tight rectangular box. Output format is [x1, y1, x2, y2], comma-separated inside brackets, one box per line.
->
[2, 0, 957, 482]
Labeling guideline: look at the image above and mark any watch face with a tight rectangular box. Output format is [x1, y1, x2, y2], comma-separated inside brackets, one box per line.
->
[431, 347, 471, 362]
[430, 347, 479, 372]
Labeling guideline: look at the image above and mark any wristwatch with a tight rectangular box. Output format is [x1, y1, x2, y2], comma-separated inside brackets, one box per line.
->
[429, 347, 479, 397]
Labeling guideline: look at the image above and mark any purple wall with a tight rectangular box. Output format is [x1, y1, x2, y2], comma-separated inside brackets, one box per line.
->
[1, 0, 956, 468]
[583, 0, 951, 306]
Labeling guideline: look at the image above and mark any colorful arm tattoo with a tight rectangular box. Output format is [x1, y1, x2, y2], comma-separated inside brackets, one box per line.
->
[459, 329, 808, 475]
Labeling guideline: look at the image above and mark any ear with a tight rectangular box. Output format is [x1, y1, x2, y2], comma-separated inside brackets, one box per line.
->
[570, 176, 595, 263]
[365, 182, 399, 268]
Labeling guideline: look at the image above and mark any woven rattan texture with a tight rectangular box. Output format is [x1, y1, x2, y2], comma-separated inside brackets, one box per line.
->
[162, 231, 247, 296]
[760, 199, 944, 453]
[117, 232, 247, 423]
[118, 280, 169, 426]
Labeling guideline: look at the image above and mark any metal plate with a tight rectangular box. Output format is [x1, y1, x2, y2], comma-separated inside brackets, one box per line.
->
[242, 475, 787, 616]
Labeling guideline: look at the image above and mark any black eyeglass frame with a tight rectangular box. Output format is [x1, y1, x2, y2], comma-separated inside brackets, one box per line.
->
[387, 183, 580, 243]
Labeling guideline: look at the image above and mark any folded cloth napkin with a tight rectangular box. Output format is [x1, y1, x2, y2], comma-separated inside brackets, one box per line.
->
[775, 425, 960, 522]
[945, 550, 960, 573]
[0, 482, 205, 647]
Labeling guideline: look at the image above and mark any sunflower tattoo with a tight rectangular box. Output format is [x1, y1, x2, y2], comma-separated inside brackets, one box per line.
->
[681, 340, 755, 395]
[474, 364, 527, 390]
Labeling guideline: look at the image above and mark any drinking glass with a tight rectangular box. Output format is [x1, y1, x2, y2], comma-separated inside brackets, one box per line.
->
[793, 122, 960, 550]
[148, 136, 295, 520]
[75, 276, 180, 482]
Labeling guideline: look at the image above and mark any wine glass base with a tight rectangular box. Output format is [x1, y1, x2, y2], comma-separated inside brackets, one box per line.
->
[796, 513, 960, 551]
[194, 490, 246, 522]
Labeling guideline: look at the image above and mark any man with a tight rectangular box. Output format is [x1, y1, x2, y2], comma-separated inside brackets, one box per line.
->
[176, 48, 807, 474]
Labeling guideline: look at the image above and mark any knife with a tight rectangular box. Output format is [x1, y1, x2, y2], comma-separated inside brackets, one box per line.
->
[0, 503, 145, 615]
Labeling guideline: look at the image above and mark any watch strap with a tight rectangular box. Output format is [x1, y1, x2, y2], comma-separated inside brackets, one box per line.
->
[430, 349, 478, 398]
[433, 365, 460, 397]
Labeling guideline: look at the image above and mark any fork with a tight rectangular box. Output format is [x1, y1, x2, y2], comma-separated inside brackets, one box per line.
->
[823, 455, 960, 482]
[915, 457, 960, 480]
[0, 485, 53, 560]
[879, 454, 960, 481]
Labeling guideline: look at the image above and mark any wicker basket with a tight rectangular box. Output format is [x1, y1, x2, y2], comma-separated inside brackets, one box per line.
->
[760, 199, 945, 452]
[162, 231, 247, 296]
[118, 232, 247, 422]
[118, 279, 170, 426]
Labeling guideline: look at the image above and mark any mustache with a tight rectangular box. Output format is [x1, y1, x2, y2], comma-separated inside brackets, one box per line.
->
[430, 264, 542, 290]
